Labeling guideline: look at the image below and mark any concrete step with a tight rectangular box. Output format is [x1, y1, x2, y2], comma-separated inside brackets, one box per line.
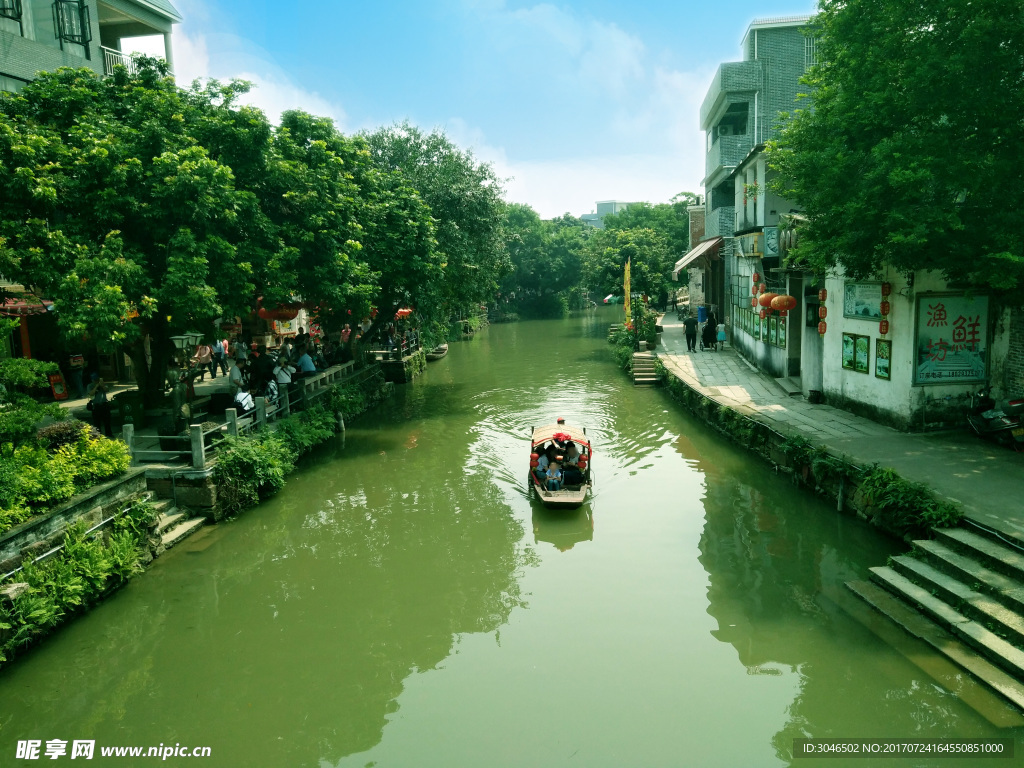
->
[889, 555, 1024, 647]
[150, 498, 175, 516]
[161, 518, 205, 550]
[913, 539, 1024, 615]
[870, 565, 1024, 680]
[774, 376, 803, 397]
[156, 511, 185, 535]
[935, 528, 1024, 582]
[847, 579, 1024, 714]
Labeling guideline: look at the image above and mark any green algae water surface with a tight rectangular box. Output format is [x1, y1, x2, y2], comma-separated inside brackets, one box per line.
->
[0, 309, 1020, 767]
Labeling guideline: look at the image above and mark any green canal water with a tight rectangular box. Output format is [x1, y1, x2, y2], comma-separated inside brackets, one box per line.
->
[1, 309, 1021, 767]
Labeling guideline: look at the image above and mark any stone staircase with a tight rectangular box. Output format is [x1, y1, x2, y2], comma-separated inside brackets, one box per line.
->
[848, 523, 1024, 710]
[632, 353, 659, 387]
[148, 497, 205, 553]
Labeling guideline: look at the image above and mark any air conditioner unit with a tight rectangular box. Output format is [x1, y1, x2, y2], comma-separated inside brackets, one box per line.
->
[718, 124, 734, 137]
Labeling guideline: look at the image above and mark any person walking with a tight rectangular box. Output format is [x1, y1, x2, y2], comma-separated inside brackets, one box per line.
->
[192, 343, 214, 381]
[212, 338, 229, 377]
[87, 374, 113, 437]
[682, 313, 699, 352]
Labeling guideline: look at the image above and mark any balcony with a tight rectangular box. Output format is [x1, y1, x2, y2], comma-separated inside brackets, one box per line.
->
[705, 206, 736, 240]
[101, 45, 140, 76]
[700, 61, 761, 129]
[705, 134, 752, 184]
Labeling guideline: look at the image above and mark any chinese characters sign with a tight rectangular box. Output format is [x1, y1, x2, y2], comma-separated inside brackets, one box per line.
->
[914, 295, 988, 384]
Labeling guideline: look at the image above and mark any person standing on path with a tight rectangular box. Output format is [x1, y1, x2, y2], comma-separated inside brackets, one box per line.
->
[682, 313, 699, 352]
[87, 374, 113, 437]
[192, 343, 214, 380]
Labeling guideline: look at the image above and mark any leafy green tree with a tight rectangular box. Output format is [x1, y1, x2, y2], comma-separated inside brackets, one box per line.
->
[584, 228, 671, 305]
[0, 63, 266, 404]
[498, 206, 588, 317]
[362, 123, 509, 332]
[767, 0, 1024, 288]
[602, 194, 696, 260]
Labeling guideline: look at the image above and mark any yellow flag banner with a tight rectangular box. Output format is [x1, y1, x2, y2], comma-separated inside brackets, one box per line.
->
[623, 258, 632, 325]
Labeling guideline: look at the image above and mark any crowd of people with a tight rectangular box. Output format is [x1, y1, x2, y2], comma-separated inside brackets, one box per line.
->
[182, 327, 351, 416]
[532, 439, 586, 492]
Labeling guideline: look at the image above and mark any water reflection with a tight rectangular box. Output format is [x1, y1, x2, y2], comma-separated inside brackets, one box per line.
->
[532, 506, 594, 553]
[694, 455, 1024, 761]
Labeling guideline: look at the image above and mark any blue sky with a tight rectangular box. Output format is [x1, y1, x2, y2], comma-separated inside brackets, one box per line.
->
[132, 0, 818, 218]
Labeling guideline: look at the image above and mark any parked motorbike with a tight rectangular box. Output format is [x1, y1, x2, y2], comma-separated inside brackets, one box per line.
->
[967, 389, 1024, 450]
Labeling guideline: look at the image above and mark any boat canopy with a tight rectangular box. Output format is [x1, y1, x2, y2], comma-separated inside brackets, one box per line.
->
[531, 423, 590, 450]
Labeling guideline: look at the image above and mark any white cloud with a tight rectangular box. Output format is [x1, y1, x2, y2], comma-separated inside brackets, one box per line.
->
[127, 16, 347, 129]
[443, 117, 702, 219]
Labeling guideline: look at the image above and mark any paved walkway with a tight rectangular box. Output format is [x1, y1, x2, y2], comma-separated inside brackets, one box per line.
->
[657, 314, 1024, 544]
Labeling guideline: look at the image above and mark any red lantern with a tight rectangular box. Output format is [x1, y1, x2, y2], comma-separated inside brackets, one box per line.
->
[818, 320, 827, 336]
[880, 300, 891, 316]
[770, 295, 797, 317]
[759, 292, 779, 309]
[818, 305, 828, 319]
[879, 319, 889, 335]
[818, 288, 828, 302]
[751, 297, 758, 308]
[752, 285, 759, 296]
[759, 308, 767, 320]
[752, 271, 761, 283]
[881, 282, 892, 297]
[758, 283, 767, 294]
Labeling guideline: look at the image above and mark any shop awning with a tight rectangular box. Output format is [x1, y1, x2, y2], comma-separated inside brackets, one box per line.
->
[672, 237, 722, 280]
[0, 295, 54, 317]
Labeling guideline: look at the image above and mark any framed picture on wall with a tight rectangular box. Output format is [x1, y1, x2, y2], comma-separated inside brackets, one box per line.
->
[778, 317, 787, 348]
[876, 339, 892, 380]
[855, 334, 870, 373]
[769, 316, 778, 345]
[843, 283, 883, 319]
[753, 312, 761, 340]
[842, 333, 855, 369]
[760, 316, 768, 341]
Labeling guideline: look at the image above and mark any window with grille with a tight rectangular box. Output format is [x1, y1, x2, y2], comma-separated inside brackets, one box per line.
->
[0, 0, 22, 21]
[52, 0, 90, 48]
[0, 0, 22, 35]
[804, 36, 817, 71]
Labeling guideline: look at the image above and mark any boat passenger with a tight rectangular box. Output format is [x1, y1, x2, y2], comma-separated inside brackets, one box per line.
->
[546, 461, 562, 491]
[564, 443, 580, 466]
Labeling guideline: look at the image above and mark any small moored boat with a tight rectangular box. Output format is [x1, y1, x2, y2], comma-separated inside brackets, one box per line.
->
[529, 418, 592, 509]
[425, 343, 449, 361]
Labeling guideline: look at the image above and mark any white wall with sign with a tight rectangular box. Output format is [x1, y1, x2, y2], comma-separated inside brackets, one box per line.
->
[914, 294, 988, 384]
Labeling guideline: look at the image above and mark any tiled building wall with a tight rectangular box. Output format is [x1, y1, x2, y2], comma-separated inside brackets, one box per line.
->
[752, 25, 812, 142]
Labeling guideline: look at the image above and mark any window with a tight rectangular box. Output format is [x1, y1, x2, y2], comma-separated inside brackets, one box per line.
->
[0, 0, 22, 35]
[804, 36, 817, 71]
[52, 0, 90, 55]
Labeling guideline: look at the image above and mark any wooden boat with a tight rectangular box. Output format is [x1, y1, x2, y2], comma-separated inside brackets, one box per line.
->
[425, 343, 449, 361]
[529, 419, 592, 509]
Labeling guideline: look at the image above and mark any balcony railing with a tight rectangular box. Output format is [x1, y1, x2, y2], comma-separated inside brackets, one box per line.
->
[101, 46, 139, 76]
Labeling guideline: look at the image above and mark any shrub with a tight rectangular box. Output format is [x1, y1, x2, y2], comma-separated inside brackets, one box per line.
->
[0, 504, 149, 665]
[213, 434, 294, 517]
[859, 465, 963, 537]
[36, 419, 99, 451]
[0, 425, 131, 536]
[275, 406, 336, 456]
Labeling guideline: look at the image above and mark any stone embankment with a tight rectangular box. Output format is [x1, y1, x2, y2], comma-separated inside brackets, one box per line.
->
[639, 314, 1024, 714]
